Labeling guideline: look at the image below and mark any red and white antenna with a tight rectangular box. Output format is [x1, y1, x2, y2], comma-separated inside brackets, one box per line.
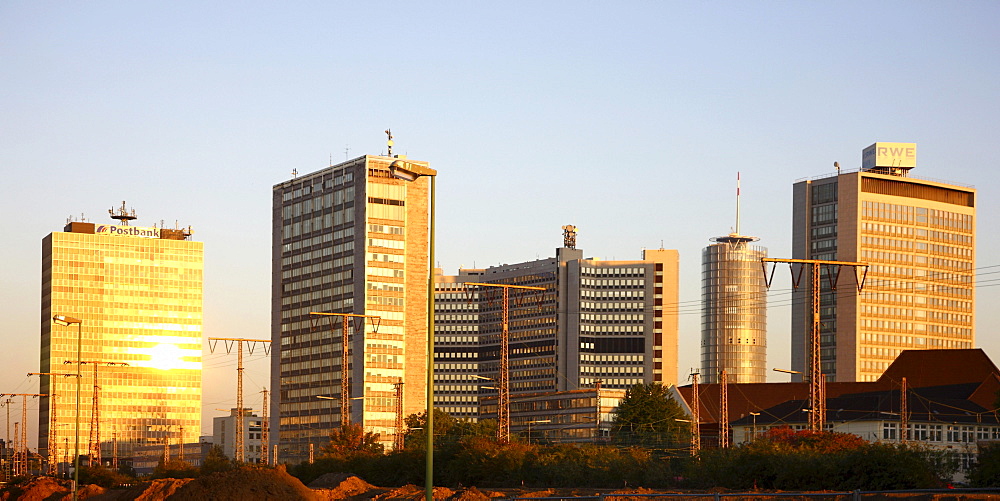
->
[735, 172, 742, 236]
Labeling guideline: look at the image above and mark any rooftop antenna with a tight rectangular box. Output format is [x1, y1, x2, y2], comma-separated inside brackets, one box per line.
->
[834, 161, 841, 175]
[562, 225, 577, 249]
[385, 129, 393, 157]
[735, 172, 742, 235]
[345, 145, 350, 160]
[109, 201, 137, 226]
[291, 168, 298, 179]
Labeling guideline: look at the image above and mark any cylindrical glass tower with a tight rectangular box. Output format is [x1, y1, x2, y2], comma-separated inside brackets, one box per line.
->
[701, 234, 767, 383]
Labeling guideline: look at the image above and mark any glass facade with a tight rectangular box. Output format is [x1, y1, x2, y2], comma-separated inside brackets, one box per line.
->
[41, 225, 203, 464]
[701, 238, 768, 383]
[856, 198, 975, 380]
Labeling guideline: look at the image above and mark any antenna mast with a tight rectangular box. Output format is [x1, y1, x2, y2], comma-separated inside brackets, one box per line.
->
[385, 129, 393, 157]
[109, 201, 137, 226]
[736, 172, 741, 235]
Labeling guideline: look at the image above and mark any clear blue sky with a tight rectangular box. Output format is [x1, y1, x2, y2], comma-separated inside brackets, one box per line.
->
[2, 2, 999, 439]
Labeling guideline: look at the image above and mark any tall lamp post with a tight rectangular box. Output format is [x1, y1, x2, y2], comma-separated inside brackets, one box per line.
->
[52, 315, 82, 501]
[388, 159, 437, 501]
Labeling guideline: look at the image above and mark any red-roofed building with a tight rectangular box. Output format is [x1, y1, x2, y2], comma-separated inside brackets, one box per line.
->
[671, 349, 1000, 480]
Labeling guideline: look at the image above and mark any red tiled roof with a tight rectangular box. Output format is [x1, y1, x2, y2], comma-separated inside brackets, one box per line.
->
[675, 349, 999, 424]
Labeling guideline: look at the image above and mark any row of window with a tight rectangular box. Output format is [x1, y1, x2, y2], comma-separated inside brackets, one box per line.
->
[862, 222, 973, 246]
[862, 201, 972, 233]
[580, 289, 645, 299]
[581, 267, 647, 277]
[281, 170, 354, 202]
[581, 279, 646, 287]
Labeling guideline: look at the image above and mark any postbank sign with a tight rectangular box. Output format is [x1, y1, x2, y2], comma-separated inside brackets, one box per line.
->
[862, 142, 916, 170]
[95, 225, 161, 238]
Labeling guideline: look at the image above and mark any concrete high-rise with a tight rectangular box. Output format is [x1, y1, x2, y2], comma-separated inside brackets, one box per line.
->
[41, 208, 203, 465]
[792, 142, 975, 382]
[432, 228, 680, 419]
[271, 154, 430, 458]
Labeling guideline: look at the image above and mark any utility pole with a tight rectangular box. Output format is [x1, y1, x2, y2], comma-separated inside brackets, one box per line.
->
[689, 372, 700, 455]
[112, 430, 118, 470]
[719, 370, 729, 448]
[900, 377, 908, 443]
[464, 282, 546, 443]
[207, 338, 270, 463]
[12, 423, 18, 477]
[309, 312, 381, 427]
[62, 361, 128, 466]
[260, 387, 269, 465]
[0, 394, 45, 476]
[393, 380, 404, 451]
[28, 372, 76, 475]
[594, 378, 603, 443]
[762, 258, 869, 431]
[2, 397, 11, 481]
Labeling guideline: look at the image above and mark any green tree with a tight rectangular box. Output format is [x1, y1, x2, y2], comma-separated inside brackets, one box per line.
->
[152, 458, 199, 479]
[403, 409, 495, 450]
[611, 383, 690, 448]
[320, 422, 384, 456]
[969, 442, 1000, 486]
[78, 463, 133, 487]
[200, 444, 235, 476]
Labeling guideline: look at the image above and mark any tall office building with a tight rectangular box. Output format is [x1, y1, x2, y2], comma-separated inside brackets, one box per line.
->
[701, 175, 767, 384]
[271, 155, 430, 458]
[40, 207, 203, 464]
[433, 228, 680, 419]
[792, 142, 975, 382]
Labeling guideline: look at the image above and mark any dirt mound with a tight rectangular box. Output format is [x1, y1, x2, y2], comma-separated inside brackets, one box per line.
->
[309, 472, 375, 492]
[86, 478, 196, 501]
[0, 476, 69, 501]
[167, 467, 317, 500]
[447, 486, 496, 500]
[310, 472, 381, 499]
[374, 484, 454, 500]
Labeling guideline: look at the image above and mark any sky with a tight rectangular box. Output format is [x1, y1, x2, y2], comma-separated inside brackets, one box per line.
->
[2, 2, 999, 443]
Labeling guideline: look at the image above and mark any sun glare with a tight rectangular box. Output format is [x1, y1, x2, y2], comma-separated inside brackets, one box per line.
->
[148, 343, 187, 371]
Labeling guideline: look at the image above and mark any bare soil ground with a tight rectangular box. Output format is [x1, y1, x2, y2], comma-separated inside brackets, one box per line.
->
[5, 471, 998, 500]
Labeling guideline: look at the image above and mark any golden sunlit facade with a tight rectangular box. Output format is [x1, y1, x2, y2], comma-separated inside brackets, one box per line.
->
[40, 221, 203, 464]
[792, 143, 975, 382]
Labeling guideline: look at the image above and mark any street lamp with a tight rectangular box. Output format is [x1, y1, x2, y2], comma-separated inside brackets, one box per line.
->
[52, 315, 82, 501]
[388, 159, 438, 501]
[772, 368, 802, 375]
[748, 412, 760, 441]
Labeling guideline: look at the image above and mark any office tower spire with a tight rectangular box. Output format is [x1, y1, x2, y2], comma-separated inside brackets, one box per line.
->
[702, 173, 768, 384]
